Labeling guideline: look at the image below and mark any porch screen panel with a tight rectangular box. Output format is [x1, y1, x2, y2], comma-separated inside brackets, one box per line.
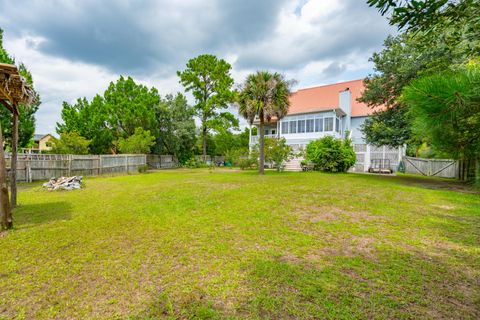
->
[298, 120, 305, 133]
[281, 121, 289, 134]
[336, 118, 340, 132]
[290, 120, 297, 133]
[306, 119, 314, 132]
[324, 117, 334, 131]
[315, 118, 323, 132]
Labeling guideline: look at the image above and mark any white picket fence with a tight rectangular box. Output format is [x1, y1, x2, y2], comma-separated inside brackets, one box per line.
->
[6, 153, 179, 182]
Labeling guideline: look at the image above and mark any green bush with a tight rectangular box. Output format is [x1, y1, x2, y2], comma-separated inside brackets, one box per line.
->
[184, 157, 200, 168]
[237, 157, 257, 170]
[264, 137, 293, 171]
[137, 165, 149, 173]
[305, 136, 356, 172]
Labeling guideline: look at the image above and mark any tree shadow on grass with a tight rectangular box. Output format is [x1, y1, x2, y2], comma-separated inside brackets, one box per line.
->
[12, 201, 72, 229]
[351, 173, 479, 194]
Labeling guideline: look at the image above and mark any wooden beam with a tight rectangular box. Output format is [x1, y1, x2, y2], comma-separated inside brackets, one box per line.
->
[11, 109, 18, 207]
[0, 83, 13, 105]
[0, 99, 15, 114]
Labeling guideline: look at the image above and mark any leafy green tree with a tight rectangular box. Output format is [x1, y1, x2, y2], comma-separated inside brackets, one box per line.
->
[117, 127, 156, 154]
[402, 64, 480, 181]
[237, 71, 293, 175]
[50, 132, 91, 155]
[361, 0, 479, 150]
[359, 32, 452, 149]
[58, 95, 114, 154]
[306, 136, 356, 172]
[104, 76, 160, 138]
[154, 93, 196, 163]
[263, 137, 293, 172]
[177, 54, 237, 160]
[57, 76, 160, 154]
[0, 29, 40, 148]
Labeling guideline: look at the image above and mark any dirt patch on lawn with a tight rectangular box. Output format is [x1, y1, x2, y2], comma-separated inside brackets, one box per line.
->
[291, 204, 386, 224]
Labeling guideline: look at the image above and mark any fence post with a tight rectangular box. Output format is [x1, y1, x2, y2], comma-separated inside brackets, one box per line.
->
[26, 157, 31, 183]
[125, 155, 128, 173]
[68, 154, 72, 176]
[365, 144, 371, 172]
[99, 155, 102, 175]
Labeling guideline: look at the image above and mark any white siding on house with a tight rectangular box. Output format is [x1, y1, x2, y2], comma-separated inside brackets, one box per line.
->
[350, 116, 368, 144]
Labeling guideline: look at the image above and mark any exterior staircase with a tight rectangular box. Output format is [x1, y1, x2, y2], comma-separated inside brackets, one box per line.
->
[284, 157, 303, 172]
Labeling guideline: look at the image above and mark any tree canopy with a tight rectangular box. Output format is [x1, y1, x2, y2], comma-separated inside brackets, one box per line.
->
[402, 64, 480, 161]
[57, 76, 198, 161]
[177, 54, 237, 159]
[360, 0, 479, 151]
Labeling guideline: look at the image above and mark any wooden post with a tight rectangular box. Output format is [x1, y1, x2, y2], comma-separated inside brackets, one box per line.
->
[68, 154, 72, 176]
[0, 121, 12, 230]
[125, 155, 128, 173]
[10, 109, 18, 207]
[99, 155, 102, 175]
[26, 156, 31, 183]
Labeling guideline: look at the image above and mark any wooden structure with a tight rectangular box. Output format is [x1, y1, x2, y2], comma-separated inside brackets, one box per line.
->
[0, 63, 35, 229]
[403, 156, 458, 179]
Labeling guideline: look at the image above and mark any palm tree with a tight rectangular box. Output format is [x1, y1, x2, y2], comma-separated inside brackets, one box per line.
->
[237, 71, 293, 175]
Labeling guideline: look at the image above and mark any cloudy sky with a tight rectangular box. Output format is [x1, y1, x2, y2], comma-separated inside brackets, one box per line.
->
[0, 0, 393, 134]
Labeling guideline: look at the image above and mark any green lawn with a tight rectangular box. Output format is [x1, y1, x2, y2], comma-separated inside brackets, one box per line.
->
[1, 169, 479, 319]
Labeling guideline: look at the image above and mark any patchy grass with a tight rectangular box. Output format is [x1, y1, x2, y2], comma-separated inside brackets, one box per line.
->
[1, 169, 479, 319]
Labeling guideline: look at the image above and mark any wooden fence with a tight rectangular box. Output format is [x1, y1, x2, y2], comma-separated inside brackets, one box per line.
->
[5, 153, 179, 182]
[403, 156, 458, 178]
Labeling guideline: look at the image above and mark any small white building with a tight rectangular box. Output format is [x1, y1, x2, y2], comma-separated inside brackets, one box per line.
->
[248, 79, 405, 171]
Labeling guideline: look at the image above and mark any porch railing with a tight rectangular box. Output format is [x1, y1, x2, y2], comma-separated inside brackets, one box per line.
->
[250, 134, 278, 144]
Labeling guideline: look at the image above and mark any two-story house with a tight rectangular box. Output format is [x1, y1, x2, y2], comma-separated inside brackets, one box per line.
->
[248, 79, 405, 172]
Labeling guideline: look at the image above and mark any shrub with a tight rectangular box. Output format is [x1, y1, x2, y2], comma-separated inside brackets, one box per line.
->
[184, 157, 200, 168]
[137, 165, 148, 173]
[117, 127, 156, 154]
[264, 137, 293, 171]
[50, 131, 91, 155]
[305, 136, 356, 172]
[238, 156, 257, 170]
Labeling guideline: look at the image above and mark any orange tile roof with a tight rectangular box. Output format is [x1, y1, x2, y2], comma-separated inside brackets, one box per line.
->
[288, 79, 379, 117]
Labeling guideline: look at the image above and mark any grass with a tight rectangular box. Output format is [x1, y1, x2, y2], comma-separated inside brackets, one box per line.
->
[1, 169, 479, 319]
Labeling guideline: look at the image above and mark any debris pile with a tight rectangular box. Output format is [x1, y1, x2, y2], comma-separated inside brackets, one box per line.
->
[43, 176, 83, 191]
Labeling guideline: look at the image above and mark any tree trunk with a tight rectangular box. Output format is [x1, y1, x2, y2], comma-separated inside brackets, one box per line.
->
[11, 110, 18, 207]
[202, 123, 207, 163]
[258, 119, 265, 175]
[0, 121, 12, 230]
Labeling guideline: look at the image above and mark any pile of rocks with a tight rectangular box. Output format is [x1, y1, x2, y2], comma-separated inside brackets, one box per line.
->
[43, 176, 83, 191]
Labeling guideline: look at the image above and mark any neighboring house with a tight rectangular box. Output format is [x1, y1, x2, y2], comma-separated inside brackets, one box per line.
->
[248, 79, 405, 171]
[30, 134, 54, 153]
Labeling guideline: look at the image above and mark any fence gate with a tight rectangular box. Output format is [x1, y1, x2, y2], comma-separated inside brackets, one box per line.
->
[403, 156, 458, 178]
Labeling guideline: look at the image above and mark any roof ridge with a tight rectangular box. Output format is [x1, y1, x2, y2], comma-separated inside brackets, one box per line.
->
[294, 79, 364, 93]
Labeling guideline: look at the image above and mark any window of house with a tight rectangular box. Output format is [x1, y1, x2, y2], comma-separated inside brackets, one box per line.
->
[290, 120, 297, 134]
[281, 121, 289, 134]
[324, 117, 334, 131]
[315, 118, 323, 132]
[335, 118, 340, 133]
[297, 119, 305, 133]
[271, 129, 276, 135]
[306, 119, 314, 132]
